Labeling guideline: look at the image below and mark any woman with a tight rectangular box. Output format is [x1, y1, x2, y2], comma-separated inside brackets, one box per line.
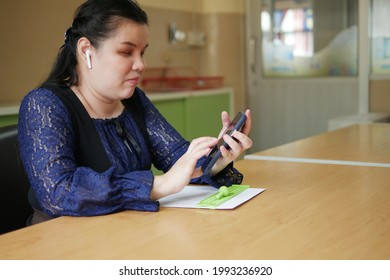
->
[18, 0, 253, 224]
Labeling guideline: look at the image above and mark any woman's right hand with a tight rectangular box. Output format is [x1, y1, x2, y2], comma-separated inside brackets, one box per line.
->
[150, 136, 218, 200]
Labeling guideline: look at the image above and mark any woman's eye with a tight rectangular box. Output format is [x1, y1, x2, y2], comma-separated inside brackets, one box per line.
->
[119, 50, 132, 56]
[119, 49, 145, 57]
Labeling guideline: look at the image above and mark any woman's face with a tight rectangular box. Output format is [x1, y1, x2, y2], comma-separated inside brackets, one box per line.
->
[87, 19, 149, 101]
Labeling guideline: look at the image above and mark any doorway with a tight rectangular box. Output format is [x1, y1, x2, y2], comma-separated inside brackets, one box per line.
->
[245, 0, 361, 152]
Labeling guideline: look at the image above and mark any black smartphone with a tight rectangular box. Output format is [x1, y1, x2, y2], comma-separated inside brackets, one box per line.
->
[201, 112, 247, 175]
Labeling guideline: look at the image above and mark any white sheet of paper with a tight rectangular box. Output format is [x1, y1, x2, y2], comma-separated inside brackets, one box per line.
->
[159, 185, 265, 209]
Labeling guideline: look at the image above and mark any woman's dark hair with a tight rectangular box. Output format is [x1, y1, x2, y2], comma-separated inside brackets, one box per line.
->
[42, 0, 148, 87]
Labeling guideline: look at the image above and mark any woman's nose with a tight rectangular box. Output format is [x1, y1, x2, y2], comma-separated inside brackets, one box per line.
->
[133, 56, 146, 72]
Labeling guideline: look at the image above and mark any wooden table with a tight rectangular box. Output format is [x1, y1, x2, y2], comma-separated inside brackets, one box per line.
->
[0, 159, 389, 260]
[246, 123, 390, 167]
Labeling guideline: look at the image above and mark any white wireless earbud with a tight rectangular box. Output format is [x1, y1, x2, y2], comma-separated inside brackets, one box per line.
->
[85, 49, 92, 69]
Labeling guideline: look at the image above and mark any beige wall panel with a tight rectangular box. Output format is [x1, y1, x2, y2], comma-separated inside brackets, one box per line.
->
[143, 7, 201, 73]
[200, 13, 247, 112]
[0, 0, 246, 112]
[138, 0, 199, 12]
[201, 0, 245, 14]
[0, 0, 83, 104]
[370, 80, 390, 112]
[139, 0, 245, 14]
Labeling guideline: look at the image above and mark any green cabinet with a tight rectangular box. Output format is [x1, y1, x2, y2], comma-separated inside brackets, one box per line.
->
[151, 98, 186, 136]
[149, 88, 233, 141]
[185, 93, 230, 140]
[0, 105, 19, 127]
[0, 115, 18, 127]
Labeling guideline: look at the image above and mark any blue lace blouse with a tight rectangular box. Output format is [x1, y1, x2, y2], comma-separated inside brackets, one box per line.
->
[17, 87, 243, 217]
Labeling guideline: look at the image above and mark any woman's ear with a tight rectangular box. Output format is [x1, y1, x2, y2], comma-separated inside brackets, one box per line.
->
[77, 37, 93, 69]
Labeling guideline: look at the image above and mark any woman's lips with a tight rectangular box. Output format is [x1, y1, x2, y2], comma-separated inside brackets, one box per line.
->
[126, 77, 139, 86]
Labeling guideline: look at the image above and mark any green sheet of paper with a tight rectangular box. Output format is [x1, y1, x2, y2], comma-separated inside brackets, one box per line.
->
[196, 184, 250, 208]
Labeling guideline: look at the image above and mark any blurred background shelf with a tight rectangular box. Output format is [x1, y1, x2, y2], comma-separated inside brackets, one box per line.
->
[141, 67, 224, 92]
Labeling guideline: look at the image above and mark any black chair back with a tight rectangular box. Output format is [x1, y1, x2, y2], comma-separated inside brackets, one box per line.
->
[0, 124, 32, 234]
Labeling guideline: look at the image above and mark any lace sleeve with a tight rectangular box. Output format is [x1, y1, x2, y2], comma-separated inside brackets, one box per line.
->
[140, 93, 190, 172]
[192, 162, 244, 187]
[138, 91, 244, 187]
[18, 88, 158, 217]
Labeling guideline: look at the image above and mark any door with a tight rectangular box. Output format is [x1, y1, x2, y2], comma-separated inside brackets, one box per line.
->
[245, 0, 361, 152]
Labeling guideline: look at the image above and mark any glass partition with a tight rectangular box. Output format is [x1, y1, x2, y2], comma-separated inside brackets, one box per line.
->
[371, 0, 390, 75]
[261, 0, 358, 77]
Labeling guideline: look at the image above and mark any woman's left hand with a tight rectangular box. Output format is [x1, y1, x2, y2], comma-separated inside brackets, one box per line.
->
[209, 109, 253, 176]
